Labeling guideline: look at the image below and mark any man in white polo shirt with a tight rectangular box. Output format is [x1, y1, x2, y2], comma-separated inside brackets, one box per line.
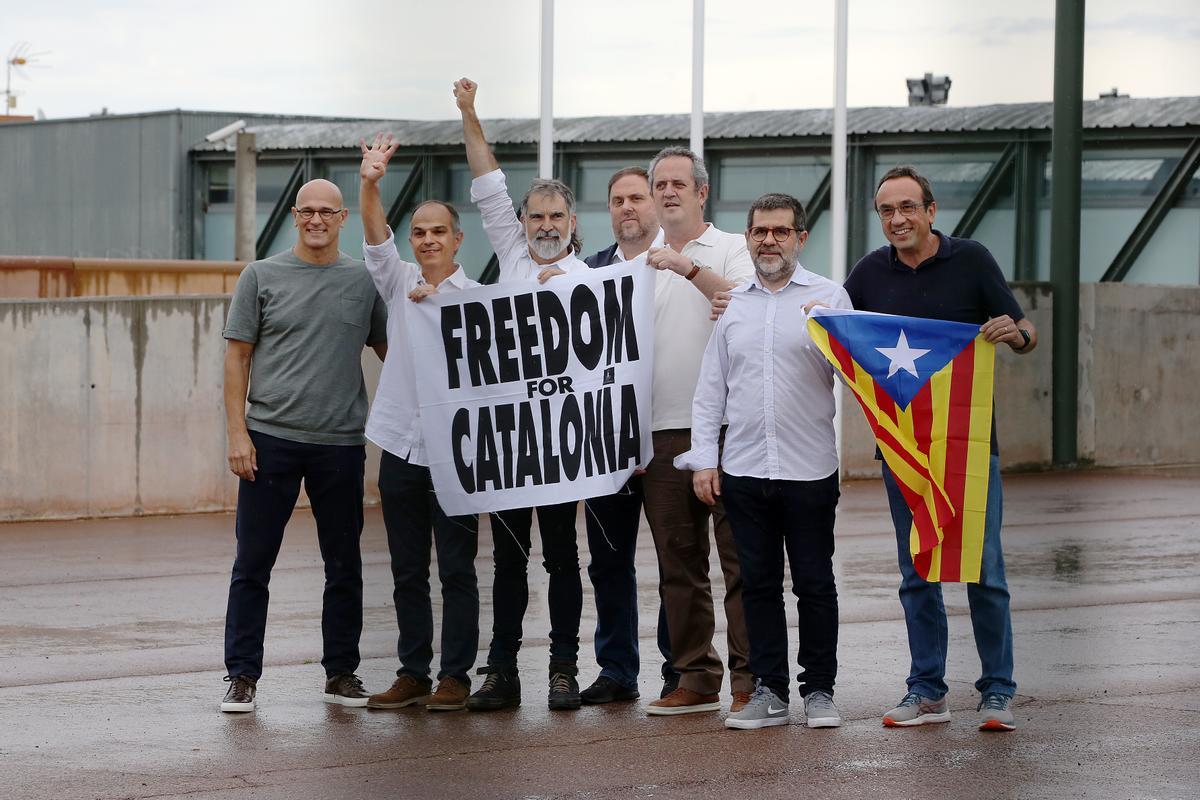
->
[677, 192, 851, 731]
[357, 133, 482, 714]
[641, 146, 757, 716]
[454, 77, 591, 713]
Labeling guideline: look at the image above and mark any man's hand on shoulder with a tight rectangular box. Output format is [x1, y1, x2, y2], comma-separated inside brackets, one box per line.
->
[360, 133, 398, 185]
[453, 78, 478, 112]
[711, 290, 732, 320]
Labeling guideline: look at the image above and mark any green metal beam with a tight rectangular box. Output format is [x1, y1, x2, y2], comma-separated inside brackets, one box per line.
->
[255, 160, 305, 260]
[805, 168, 832, 231]
[848, 143, 871, 265]
[952, 143, 1018, 239]
[385, 162, 426, 233]
[1100, 137, 1200, 282]
[1049, 0, 1085, 467]
[1013, 138, 1041, 282]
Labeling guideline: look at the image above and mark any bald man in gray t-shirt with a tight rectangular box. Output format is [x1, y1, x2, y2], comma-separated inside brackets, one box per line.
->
[219, 178, 386, 715]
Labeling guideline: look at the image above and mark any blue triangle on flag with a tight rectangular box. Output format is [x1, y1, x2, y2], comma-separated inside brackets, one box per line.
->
[813, 310, 980, 409]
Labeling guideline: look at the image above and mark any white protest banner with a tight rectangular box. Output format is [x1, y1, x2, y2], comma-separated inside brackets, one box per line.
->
[407, 260, 655, 516]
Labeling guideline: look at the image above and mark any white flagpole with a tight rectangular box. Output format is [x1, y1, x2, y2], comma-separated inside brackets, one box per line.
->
[691, 0, 705, 157]
[539, 0, 554, 179]
[832, 0, 849, 469]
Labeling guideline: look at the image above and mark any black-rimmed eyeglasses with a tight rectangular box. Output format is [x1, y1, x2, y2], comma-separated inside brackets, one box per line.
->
[294, 207, 345, 221]
[748, 226, 802, 242]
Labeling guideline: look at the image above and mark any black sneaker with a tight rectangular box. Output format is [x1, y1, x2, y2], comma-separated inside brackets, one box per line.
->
[548, 663, 581, 711]
[221, 675, 256, 713]
[323, 673, 369, 707]
[466, 665, 521, 711]
[660, 672, 680, 699]
[581, 676, 640, 704]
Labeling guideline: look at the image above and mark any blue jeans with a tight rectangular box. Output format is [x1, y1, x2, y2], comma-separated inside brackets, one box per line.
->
[224, 431, 365, 680]
[378, 451, 479, 686]
[487, 502, 582, 668]
[882, 454, 1016, 699]
[722, 471, 840, 703]
[583, 476, 675, 688]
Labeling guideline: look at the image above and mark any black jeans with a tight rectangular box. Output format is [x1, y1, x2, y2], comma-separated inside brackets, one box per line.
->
[721, 471, 840, 702]
[487, 501, 581, 668]
[584, 477, 675, 688]
[224, 431, 365, 680]
[378, 451, 479, 685]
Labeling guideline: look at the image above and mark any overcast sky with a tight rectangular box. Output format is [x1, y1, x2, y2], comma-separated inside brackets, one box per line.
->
[4, 0, 1199, 121]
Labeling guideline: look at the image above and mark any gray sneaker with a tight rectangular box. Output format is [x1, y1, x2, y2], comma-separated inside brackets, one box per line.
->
[978, 693, 1016, 732]
[803, 690, 842, 728]
[724, 684, 789, 730]
[882, 691, 951, 727]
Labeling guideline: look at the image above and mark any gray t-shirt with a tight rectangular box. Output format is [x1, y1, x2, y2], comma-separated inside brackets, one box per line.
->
[223, 249, 387, 446]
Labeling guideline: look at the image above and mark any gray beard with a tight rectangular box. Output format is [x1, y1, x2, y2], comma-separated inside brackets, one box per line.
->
[529, 232, 570, 261]
[753, 254, 798, 284]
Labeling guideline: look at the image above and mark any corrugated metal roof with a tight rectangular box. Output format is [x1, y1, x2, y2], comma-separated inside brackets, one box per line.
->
[191, 96, 1200, 152]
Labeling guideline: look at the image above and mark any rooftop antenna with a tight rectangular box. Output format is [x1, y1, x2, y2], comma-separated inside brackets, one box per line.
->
[5, 42, 49, 113]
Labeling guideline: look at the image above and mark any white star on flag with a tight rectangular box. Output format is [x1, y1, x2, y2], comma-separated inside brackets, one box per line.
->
[876, 330, 931, 379]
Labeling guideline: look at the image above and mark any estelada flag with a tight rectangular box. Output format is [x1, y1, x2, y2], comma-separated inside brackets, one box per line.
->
[807, 307, 995, 583]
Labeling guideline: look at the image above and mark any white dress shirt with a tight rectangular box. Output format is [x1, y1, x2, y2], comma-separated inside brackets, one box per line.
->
[470, 169, 590, 281]
[652, 224, 755, 431]
[363, 229, 479, 466]
[674, 265, 853, 480]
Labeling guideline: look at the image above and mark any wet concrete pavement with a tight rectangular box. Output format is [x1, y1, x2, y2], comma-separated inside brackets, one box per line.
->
[1, 467, 1198, 799]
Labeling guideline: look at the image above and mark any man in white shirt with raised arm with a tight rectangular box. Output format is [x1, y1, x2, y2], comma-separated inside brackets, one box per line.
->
[454, 77, 590, 712]
[358, 134, 482, 713]
[677, 192, 851, 731]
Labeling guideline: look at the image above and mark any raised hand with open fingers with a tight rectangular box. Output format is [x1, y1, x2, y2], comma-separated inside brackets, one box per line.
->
[360, 133, 399, 183]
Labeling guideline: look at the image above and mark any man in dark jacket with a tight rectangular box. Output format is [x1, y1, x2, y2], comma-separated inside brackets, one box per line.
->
[578, 166, 676, 703]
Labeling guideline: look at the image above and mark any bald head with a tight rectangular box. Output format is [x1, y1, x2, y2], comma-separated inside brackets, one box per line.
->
[295, 178, 344, 208]
[291, 178, 348, 262]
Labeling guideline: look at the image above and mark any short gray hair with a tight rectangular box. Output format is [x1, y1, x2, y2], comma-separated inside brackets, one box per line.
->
[518, 178, 583, 254]
[647, 146, 709, 190]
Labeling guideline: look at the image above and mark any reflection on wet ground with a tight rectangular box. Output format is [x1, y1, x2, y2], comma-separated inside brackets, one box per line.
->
[0, 466, 1197, 799]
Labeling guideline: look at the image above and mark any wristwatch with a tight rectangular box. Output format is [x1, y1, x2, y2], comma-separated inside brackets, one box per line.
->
[685, 258, 705, 281]
[1017, 328, 1031, 349]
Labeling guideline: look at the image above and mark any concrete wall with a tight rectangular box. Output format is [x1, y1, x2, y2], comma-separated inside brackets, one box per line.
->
[0, 286, 1195, 520]
[0, 296, 382, 521]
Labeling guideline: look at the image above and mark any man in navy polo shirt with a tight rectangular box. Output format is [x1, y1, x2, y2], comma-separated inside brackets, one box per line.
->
[844, 165, 1037, 733]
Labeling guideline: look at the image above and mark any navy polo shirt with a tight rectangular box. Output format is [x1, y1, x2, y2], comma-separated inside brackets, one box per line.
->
[844, 231, 1025, 454]
[844, 231, 1024, 326]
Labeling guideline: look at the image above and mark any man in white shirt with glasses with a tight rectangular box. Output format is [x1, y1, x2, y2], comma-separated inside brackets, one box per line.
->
[676, 192, 851, 731]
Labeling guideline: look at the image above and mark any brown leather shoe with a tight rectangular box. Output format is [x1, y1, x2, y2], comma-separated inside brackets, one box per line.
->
[647, 687, 721, 716]
[367, 675, 431, 709]
[730, 690, 752, 713]
[426, 676, 470, 712]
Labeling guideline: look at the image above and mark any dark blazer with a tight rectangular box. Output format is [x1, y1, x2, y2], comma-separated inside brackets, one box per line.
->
[584, 243, 620, 269]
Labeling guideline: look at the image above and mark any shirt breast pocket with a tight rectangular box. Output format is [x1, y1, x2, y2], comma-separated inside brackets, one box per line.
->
[340, 293, 365, 327]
